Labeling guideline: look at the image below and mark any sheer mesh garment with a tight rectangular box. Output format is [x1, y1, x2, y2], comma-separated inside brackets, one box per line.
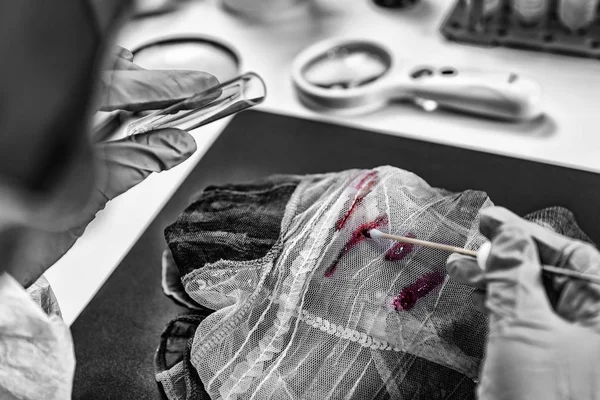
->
[161, 166, 593, 400]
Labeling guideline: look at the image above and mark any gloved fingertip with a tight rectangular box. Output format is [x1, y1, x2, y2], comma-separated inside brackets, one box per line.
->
[186, 71, 219, 88]
[446, 255, 486, 289]
[100, 70, 219, 112]
[485, 223, 556, 317]
[479, 206, 521, 239]
[122, 49, 134, 62]
[155, 128, 197, 155]
[472, 290, 487, 314]
[486, 224, 541, 281]
[114, 45, 134, 61]
[487, 222, 538, 267]
[447, 252, 469, 265]
[133, 128, 197, 169]
[445, 259, 457, 274]
[164, 70, 219, 95]
[446, 254, 469, 277]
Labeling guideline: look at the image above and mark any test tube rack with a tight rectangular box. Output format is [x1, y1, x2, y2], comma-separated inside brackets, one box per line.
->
[440, 0, 600, 59]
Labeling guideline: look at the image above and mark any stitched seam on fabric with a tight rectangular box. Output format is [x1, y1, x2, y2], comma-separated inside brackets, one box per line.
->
[219, 177, 346, 397]
[246, 174, 360, 399]
[189, 177, 311, 367]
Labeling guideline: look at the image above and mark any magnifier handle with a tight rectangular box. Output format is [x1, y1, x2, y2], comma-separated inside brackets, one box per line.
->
[403, 69, 542, 121]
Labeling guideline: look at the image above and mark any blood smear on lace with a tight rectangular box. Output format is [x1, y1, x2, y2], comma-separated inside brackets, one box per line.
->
[392, 271, 445, 311]
[384, 233, 416, 261]
[336, 171, 378, 230]
[325, 215, 388, 277]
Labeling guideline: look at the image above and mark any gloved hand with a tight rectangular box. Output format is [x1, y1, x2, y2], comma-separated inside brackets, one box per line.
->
[6, 48, 218, 287]
[446, 207, 600, 400]
[98, 46, 218, 112]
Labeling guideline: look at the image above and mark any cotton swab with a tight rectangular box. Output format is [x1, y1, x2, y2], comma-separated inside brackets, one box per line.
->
[368, 229, 600, 285]
[368, 229, 477, 257]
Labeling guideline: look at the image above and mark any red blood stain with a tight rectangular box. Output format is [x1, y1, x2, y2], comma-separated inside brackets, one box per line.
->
[336, 171, 379, 230]
[384, 233, 416, 261]
[392, 271, 445, 311]
[325, 215, 388, 277]
[352, 170, 378, 190]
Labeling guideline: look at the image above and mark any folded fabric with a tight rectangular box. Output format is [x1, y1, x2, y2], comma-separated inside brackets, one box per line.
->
[158, 166, 594, 400]
[155, 314, 211, 400]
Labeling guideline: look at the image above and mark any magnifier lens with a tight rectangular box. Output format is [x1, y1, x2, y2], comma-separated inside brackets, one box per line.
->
[302, 43, 391, 89]
[133, 40, 240, 81]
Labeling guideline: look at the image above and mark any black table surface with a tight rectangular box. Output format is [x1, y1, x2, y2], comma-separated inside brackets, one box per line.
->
[71, 110, 600, 399]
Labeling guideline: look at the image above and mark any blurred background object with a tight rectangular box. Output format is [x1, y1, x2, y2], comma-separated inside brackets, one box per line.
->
[482, 0, 501, 17]
[513, 0, 549, 24]
[442, 0, 600, 58]
[217, 0, 311, 21]
[292, 38, 543, 121]
[132, 0, 178, 16]
[372, 0, 420, 8]
[559, 0, 600, 31]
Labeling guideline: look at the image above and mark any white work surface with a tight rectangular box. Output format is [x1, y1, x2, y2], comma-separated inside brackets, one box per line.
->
[46, 0, 600, 326]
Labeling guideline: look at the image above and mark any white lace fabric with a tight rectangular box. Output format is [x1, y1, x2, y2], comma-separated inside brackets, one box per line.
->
[179, 166, 492, 399]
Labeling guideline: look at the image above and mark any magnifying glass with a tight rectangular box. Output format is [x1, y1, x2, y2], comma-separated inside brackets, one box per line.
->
[132, 35, 241, 81]
[292, 38, 543, 121]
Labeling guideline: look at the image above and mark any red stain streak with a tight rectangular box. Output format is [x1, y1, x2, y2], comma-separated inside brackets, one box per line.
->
[336, 171, 379, 230]
[352, 170, 378, 190]
[392, 271, 445, 311]
[325, 215, 388, 277]
[384, 233, 416, 261]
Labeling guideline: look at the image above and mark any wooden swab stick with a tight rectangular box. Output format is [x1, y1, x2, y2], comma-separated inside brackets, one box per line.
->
[368, 229, 478, 257]
[368, 229, 600, 285]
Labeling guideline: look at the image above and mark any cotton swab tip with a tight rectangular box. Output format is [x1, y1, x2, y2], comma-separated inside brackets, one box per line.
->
[368, 229, 385, 239]
[476, 241, 492, 270]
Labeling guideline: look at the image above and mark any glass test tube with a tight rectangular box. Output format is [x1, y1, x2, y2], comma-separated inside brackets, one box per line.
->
[465, 0, 501, 18]
[559, 0, 599, 31]
[513, 0, 549, 24]
[483, 0, 501, 16]
[220, 0, 308, 21]
[126, 72, 266, 136]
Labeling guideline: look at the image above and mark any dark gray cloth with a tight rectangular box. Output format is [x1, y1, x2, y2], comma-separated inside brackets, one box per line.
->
[165, 176, 301, 277]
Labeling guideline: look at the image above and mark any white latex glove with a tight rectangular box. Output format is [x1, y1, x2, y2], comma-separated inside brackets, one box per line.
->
[447, 207, 600, 400]
[7, 49, 218, 287]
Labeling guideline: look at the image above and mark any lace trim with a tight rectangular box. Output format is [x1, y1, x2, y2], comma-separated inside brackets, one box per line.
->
[220, 177, 358, 398]
[298, 310, 399, 351]
[266, 295, 400, 352]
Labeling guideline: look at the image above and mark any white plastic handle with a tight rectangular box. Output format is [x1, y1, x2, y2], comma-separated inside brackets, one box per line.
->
[401, 68, 543, 121]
